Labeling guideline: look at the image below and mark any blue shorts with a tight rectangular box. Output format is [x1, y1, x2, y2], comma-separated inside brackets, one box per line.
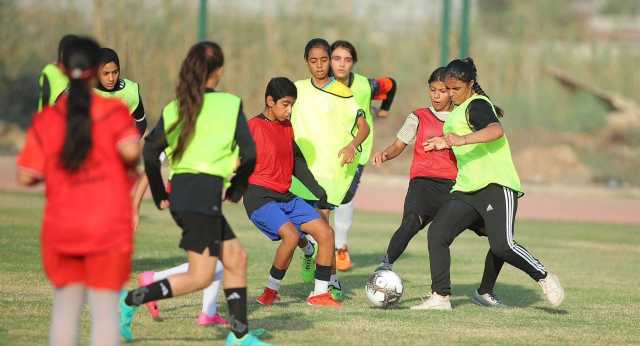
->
[249, 198, 321, 241]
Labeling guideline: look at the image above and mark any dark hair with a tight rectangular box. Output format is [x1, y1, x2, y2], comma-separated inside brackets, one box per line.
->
[57, 34, 78, 63]
[428, 67, 447, 84]
[330, 40, 358, 63]
[265, 77, 297, 105]
[304, 38, 330, 60]
[98, 48, 120, 68]
[445, 57, 504, 117]
[59, 36, 101, 172]
[169, 41, 224, 160]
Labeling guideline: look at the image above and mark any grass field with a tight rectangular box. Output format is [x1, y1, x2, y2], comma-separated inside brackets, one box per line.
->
[1, 190, 639, 345]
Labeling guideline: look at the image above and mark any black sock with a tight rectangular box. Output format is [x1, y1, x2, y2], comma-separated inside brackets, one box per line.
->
[270, 265, 287, 280]
[124, 279, 173, 306]
[225, 287, 248, 338]
[315, 264, 331, 281]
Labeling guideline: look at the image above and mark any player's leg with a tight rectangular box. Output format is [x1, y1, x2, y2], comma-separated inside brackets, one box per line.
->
[87, 289, 119, 346]
[49, 284, 85, 346]
[480, 185, 564, 307]
[256, 222, 299, 305]
[412, 197, 480, 310]
[333, 165, 364, 271]
[198, 260, 227, 326]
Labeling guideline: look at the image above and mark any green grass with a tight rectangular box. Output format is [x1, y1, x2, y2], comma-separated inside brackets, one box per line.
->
[1, 190, 639, 345]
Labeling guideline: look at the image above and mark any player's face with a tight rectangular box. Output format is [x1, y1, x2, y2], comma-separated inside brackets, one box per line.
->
[268, 96, 296, 121]
[306, 47, 330, 80]
[429, 81, 452, 112]
[445, 77, 474, 106]
[330, 47, 354, 80]
[98, 62, 120, 90]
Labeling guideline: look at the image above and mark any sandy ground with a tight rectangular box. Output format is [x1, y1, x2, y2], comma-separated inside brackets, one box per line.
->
[2, 156, 639, 225]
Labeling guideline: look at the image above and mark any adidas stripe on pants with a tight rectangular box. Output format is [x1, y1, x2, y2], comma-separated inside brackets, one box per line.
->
[427, 183, 547, 296]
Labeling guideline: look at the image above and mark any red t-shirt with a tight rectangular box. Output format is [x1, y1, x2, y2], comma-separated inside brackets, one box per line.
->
[247, 115, 294, 193]
[17, 94, 139, 254]
[410, 108, 458, 180]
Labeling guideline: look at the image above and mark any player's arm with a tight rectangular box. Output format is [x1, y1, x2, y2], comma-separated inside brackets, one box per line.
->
[292, 142, 331, 208]
[143, 117, 170, 209]
[132, 91, 147, 135]
[16, 123, 45, 186]
[370, 77, 397, 118]
[225, 104, 256, 202]
[372, 112, 416, 165]
[447, 99, 502, 146]
[339, 110, 370, 166]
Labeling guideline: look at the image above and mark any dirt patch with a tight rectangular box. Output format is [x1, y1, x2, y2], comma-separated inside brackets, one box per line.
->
[514, 145, 592, 184]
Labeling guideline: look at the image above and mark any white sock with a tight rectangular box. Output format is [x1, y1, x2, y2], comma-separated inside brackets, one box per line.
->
[333, 201, 354, 249]
[202, 261, 224, 316]
[267, 275, 281, 291]
[313, 279, 329, 295]
[49, 284, 85, 346]
[153, 262, 190, 281]
[88, 289, 119, 346]
[302, 239, 315, 257]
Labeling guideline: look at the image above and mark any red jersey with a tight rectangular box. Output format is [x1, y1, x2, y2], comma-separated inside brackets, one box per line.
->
[247, 115, 294, 193]
[17, 94, 139, 254]
[410, 108, 458, 180]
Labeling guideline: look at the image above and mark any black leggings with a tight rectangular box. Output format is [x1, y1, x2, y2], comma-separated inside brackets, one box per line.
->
[384, 178, 501, 294]
[428, 184, 547, 296]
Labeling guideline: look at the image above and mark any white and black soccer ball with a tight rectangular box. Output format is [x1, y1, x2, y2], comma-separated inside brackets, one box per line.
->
[366, 270, 404, 308]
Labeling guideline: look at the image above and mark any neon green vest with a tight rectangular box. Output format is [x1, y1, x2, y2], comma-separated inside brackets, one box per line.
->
[290, 79, 362, 205]
[94, 79, 140, 114]
[443, 94, 522, 193]
[163, 92, 241, 183]
[38, 64, 68, 111]
[351, 73, 374, 164]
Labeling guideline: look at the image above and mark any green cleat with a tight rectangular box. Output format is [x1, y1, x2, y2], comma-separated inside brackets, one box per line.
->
[329, 283, 344, 302]
[224, 331, 273, 346]
[119, 290, 138, 343]
[301, 242, 316, 284]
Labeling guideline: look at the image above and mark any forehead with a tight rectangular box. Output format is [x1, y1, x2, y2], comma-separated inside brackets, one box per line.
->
[308, 47, 329, 59]
[100, 62, 119, 72]
[445, 77, 465, 86]
[430, 81, 446, 89]
[276, 96, 296, 104]
[331, 47, 352, 58]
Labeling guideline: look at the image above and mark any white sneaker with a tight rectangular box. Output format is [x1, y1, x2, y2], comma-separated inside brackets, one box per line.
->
[410, 292, 452, 310]
[472, 290, 507, 308]
[538, 272, 565, 307]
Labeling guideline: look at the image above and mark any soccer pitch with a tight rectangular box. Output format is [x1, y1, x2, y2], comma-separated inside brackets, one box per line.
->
[1, 191, 638, 345]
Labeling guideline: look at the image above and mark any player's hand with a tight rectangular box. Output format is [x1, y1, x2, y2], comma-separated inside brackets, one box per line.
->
[159, 200, 170, 210]
[339, 143, 356, 166]
[445, 133, 466, 147]
[372, 151, 388, 167]
[224, 186, 243, 203]
[377, 110, 390, 118]
[424, 136, 449, 151]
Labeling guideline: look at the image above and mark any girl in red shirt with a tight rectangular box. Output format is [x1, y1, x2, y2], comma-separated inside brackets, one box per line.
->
[17, 36, 140, 346]
[372, 67, 506, 308]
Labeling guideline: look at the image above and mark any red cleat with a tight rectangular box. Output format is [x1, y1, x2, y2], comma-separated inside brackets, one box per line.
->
[256, 287, 280, 305]
[307, 292, 342, 308]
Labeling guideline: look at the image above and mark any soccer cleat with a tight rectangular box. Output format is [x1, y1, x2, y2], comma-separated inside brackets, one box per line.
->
[301, 243, 317, 283]
[307, 292, 342, 308]
[137, 271, 161, 320]
[329, 282, 344, 302]
[224, 331, 273, 346]
[410, 292, 452, 310]
[336, 248, 353, 271]
[119, 290, 138, 342]
[538, 272, 565, 307]
[197, 312, 229, 327]
[256, 287, 280, 305]
[471, 290, 507, 308]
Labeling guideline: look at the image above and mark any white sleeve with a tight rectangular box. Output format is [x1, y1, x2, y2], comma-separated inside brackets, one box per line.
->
[396, 113, 419, 145]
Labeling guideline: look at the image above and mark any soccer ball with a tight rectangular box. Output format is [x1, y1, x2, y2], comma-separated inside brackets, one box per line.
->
[366, 270, 404, 308]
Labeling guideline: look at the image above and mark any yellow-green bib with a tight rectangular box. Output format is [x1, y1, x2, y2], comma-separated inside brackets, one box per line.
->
[351, 73, 374, 164]
[94, 78, 140, 114]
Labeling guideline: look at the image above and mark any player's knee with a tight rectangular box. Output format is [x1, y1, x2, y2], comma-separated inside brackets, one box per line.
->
[427, 223, 449, 247]
[489, 242, 510, 259]
[400, 212, 422, 233]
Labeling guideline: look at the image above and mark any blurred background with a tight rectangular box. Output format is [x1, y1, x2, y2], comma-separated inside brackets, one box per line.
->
[1, 0, 639, 186]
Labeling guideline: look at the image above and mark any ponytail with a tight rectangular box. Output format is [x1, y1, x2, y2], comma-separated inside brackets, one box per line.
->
[170, 41, 224, 160]
[59, 37, 100, 172]
[445, 57, 505, 117]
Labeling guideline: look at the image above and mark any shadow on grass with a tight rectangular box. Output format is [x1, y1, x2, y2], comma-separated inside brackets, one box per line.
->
[400, 282, 542, 309]
[133, 256, 186, 272]
[202, 312, 314, 341]
[534, 306, 569, 315]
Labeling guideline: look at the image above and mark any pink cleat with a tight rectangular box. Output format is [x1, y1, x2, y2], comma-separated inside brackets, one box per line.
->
[137, 271, 161, 320]
[197, 312, 229, 327]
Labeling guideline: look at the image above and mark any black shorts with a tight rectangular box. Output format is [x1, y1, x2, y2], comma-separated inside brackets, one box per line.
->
[170, 212, 236, 257]
[341, 164, 365, 204]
